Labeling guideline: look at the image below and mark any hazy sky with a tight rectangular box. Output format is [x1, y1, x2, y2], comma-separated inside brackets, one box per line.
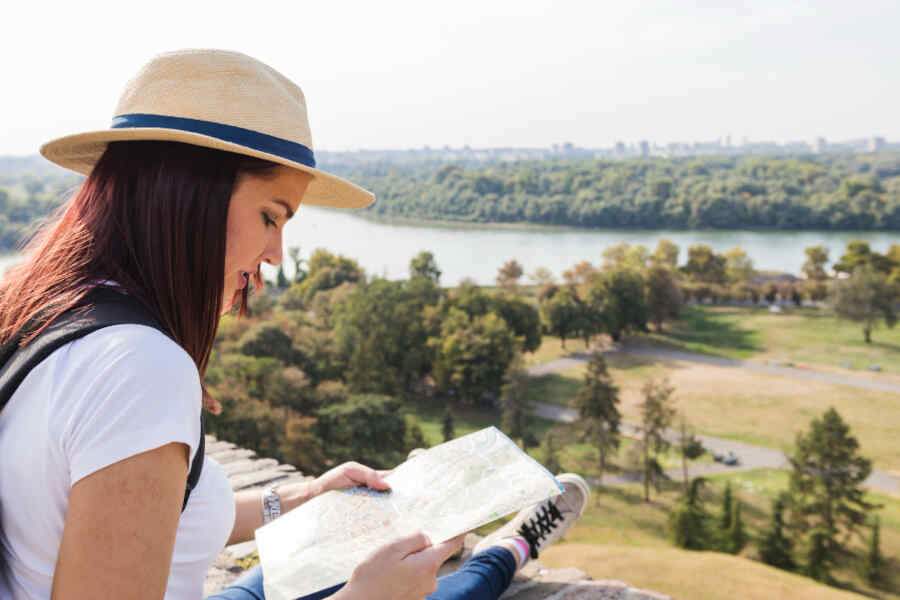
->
[2, 0, 898, 155]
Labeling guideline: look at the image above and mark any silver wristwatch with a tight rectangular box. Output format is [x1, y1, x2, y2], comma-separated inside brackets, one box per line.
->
[261, 484, 282, 524]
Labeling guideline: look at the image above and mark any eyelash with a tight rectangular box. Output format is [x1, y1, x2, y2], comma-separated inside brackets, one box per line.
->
[262, 212, 277, 228]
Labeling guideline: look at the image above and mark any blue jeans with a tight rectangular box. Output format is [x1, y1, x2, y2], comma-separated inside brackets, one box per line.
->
[207, 547, 517, 600]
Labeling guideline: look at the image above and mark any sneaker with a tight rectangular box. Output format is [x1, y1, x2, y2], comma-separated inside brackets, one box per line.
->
[473, 473, 590, 560]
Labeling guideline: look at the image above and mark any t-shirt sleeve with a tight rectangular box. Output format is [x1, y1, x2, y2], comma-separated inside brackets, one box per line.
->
[56, 324, 203, 487]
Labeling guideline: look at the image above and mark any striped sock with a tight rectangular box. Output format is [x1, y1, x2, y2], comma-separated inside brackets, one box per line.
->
[503, 536, 531, 567]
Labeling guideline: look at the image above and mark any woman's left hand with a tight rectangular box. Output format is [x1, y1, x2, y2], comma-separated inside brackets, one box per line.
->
[275, 461, 392, 515]
[313, 461, 392, 496]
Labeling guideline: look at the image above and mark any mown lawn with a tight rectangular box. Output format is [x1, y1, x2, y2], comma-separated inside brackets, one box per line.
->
[644, 305, 900, 374]
[523, 331, 900, 473]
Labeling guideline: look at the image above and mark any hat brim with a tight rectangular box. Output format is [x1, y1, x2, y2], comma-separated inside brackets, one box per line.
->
[40, 128, 375, 209]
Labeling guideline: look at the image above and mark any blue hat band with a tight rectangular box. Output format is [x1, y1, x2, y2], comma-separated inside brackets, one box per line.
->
[110, 113, 317, 169]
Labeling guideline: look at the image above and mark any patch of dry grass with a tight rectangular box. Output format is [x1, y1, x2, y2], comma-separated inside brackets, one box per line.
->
[540, 544, 867, 600]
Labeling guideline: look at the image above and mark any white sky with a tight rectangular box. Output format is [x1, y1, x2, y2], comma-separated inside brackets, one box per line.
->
[2, 0, 899, 155]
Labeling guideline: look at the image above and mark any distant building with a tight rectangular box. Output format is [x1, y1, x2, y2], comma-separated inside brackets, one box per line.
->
[868, 136, 886, 153]
[813, 137, 828, 154]
[639, 140, 649, 158]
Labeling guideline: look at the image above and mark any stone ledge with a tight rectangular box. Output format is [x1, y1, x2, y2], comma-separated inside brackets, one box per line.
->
[203, 435, 670, 600]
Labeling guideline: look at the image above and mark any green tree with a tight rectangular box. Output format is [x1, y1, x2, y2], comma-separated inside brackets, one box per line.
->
[333, 278, 435, 396]
[431, 309, 518, 406]
[496, 258, 524, 290]
[590, 267, 648, 341]
[239, 324, 297, 366]
[726, 498, 747, 554]
[500, 355, 530, 444]
[651, 239, 680, 269]
[863, 516, 884, 586]
[441, 408, 456, 442]
[720, 481, 734, 531]
[787, 407, 877, 583]
[276, 265, 290, 289]
[638, 377, 676, 501]
[314, 394, 409, 468]
[802, 245, 830, 281]
[290, 249, 365, 306]
[670, 477, 711, 550]
[758, 493, 796, 571]
[574, 351, 621, 481]
[646, 265, 683, 332]
[287, 246, 308, 283]
[410, 250, 442, 284]
[676, 417, 705, 494]
[724, 247, 755, 284]
[492, 294, 543, 353]
[541, 285, 581, 348]
[833, 241, 892, 275]
[831, 264, 897, 343]
[540, 431, 562, 474]
[683, 244, 727, 285]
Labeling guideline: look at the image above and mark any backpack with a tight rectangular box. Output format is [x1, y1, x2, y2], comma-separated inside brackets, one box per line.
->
[0, 286, 205, 510]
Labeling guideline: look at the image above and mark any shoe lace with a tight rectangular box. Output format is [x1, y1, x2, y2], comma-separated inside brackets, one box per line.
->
[516, 501, 564, 559]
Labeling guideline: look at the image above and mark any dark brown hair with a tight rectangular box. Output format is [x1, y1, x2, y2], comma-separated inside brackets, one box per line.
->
[0, 140, 279, 375]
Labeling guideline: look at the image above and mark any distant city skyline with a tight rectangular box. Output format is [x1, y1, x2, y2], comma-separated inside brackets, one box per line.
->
[3, 1, 900, 155]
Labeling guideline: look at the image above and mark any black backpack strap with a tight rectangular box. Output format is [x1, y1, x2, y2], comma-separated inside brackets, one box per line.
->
[0, 286, 204, 511]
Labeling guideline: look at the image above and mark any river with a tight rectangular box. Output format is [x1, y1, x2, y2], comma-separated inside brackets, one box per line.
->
[0, 207, 896, 286]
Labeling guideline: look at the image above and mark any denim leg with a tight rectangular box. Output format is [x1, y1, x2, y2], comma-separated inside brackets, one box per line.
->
[206, 547, 516, 600]
[427, 547, 518, 600]
[205, 565, 344, 600]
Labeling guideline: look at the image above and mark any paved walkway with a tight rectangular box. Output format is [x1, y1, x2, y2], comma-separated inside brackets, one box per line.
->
[528, 350, 900, 496]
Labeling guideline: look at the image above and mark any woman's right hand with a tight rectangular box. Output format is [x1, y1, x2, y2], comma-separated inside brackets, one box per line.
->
[336, 531, 465, 600]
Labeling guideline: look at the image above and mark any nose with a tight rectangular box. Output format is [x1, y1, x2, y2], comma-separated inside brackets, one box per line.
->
[262, 228, 284, 267]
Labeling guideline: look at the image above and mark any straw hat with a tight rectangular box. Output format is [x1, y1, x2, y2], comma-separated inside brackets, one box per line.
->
[40, 48, 374, 209]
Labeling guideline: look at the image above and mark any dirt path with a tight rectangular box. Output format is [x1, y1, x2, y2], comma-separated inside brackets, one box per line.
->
[531, 344, 900, 394]
[533, 400, 898, 494]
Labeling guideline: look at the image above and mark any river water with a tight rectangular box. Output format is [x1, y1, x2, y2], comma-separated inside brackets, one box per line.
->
[1, 207, 895, 286]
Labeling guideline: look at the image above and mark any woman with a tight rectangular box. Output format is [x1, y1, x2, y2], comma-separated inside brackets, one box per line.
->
[0, 49, 588, 600]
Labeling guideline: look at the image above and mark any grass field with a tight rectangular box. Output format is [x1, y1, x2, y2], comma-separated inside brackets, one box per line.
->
[536, 469, 900, 599]
[644, 305, 900, 374]
[520, 353, 900, 473]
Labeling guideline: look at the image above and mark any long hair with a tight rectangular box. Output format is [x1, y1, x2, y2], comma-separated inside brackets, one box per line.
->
[0, 140, 278, 374]
[0, 141, 280, 583]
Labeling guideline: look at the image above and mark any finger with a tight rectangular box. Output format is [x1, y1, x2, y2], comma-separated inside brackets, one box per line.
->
[347, 464, 391, 490]
[408, 534, 465, 569]
[387, 531, 432, 558]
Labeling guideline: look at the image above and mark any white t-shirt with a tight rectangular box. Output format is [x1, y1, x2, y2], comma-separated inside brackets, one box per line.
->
[0, 324, 236, 599]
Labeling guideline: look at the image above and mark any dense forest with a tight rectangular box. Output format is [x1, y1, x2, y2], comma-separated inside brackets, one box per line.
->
[0, 156, 79, 251]
[326, 153, 900, 230]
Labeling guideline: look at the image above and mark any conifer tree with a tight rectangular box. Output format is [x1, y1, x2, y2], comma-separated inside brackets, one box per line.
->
[759, 493, 795, 570]
[670, 477, 711, 550]
[500, 355, 530, 445]
[541, 431, 562, 475]
[863, 516, 883, 586]
[720, 481, 734, 531]
[727, 498, 746, 554]
[787, 407, 877, 583]
[638, 377, 676, 501]
[574, 351, 621, 481]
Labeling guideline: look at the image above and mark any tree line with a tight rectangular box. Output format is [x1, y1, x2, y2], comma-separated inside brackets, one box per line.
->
[331, 153, 900, 230]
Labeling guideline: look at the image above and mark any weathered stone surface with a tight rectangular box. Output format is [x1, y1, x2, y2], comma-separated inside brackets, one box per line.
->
[204, 435, 669, 600]
[208, 447, 257, 464]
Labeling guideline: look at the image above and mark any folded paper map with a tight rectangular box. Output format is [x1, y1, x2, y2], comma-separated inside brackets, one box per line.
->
[255, 426, 562, 600]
